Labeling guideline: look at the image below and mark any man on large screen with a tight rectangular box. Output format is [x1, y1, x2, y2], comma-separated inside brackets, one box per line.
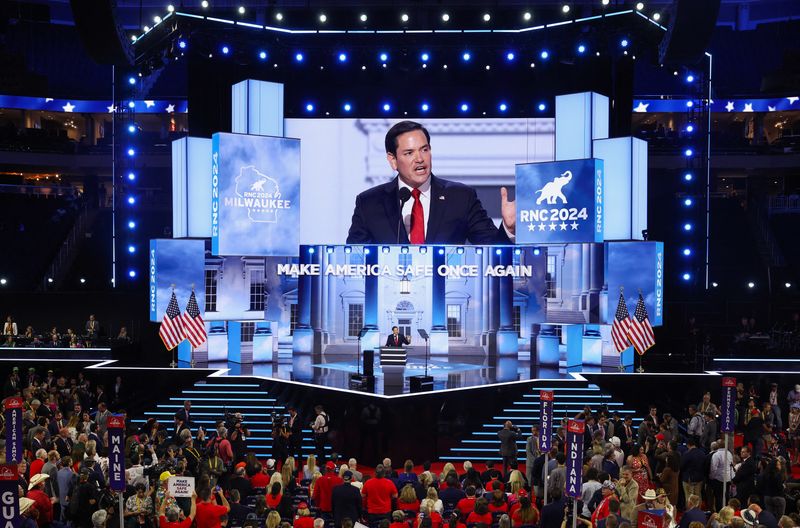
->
[346, 121, 516, 244]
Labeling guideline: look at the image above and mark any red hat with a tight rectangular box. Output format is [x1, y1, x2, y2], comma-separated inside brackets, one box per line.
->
[326, 461, 336, 470]
[298, 502, 309, 510]
[655, 433, 665, 441]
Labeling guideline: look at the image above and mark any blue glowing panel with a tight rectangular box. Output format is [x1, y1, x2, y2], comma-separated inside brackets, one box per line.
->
[516, 159, 604, 244]
[231, 79, 284, 136]
[172, 136, 213, 238]
[592, 137, 647, 240]
[211, 133, 301, 256]
[605, 241, 664, 326]
[149, 239, 205, 323]
[555, 92, 608, 161]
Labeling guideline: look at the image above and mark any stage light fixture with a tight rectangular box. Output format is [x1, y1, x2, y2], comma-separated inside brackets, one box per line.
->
[238, 6, 245, 15]
[523, 12, 532, 21]
[620, 39, 629, 48]
[421, 103, 429, 112]
[129, 270, 137, 278]
[295, 52, 304, 62]
[483, 13, 491, 22]
[462, 52, 471, 61]
[127, 148, 135, 156]
[221, 46, 230, 54]
[686, 101, 694, 108]
[128, 245, 136, 254]
[127, 172, 135, 181]
[401, 13, 409, 22]
[47, 278, 53, 283]
[460, 103, 469, 112]
[636, 2, 644, 10]
[128, 221, 136, 229]
[686, 74, 694, 83]
[379, 52, 388, 62]
[319, 13, 327, 23]
[684, 173, 693, 181]
[360, 14, 367, 22]
[684, 148, 693, 157]
[683, 223, 692, 231]
[506, 52, 515, 61]
[419, 246, 427, 254]
[127, 101, 135, 109]
[533, 248, 541, 256]
[601, 0, 610, 5]
[343, 103, 352, 112]
[499, 103, 508, 112]
[127, 196, 136, 205]
[442, 13, 450, 22]
[128, 124, 136, 133]
[338, 53, 347, 62]
[131, 35, 137, 42]
[167, 4, 174, 12]
[143, 25, 150, 32]
[562, 5, 570, 14]
[154, 16, 162, 24]
[0, 279, 6, 286]
[712, 282, 718, 288]
[178, 40, 187, 49]
[684, 198, 693, 206]
[80, 278, 86, 284]
[305, 103, 314, 112]
[421, 52, 429, 62]
[686, 124, 694, 133]
[383, 103, 391, 112]
[438, 248, 445, 255]
[275, 12, 283, 21]
[578, 44, 586, 54]
[786, 282, 792, 288]
[485, 65, 491, 70]
[401, 246, 409, 254]
[308, 247, 315, 254]
[682, 273, 691, 281]
[540, 50, 549, 59]
[495, 248, 502, 255]
[538, 103, 547, 111]
[653, 12, 661, 21]
[747, 281, 755, 289]
[683, 248, 692, 256]
[201, 0, 209, 7]
[128, 76, 136, 85]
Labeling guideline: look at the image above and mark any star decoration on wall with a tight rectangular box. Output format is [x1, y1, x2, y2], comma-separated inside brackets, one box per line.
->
[570, 222, 579, 230]
[743, 103, 753, 112]
[107, 105, 117, 113]
[45, 98, 53, 103]
[538, 223, 546, 231]
[62, 102, 75, 112]
[144, 100, 156, 108]
[788, 97, 799, 105]
[165, 104, 175, 113]
[725, 101, 735, 112]
[633, 102, 649, 113]
[527, 223, 535, 232]
[768, 106, 776, 112]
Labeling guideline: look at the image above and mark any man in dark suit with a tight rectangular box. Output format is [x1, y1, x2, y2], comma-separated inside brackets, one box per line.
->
[175, 400, 193, 428]
[385, 326, 410, 347]
[331, 471, 362, 528]
[346, 121, 516, 245]
[287, 407, 303, 460]
[498, 421, 520, 477]
[733, 445, 757, 501]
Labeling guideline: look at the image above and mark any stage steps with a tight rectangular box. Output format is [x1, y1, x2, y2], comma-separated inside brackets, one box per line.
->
[130, 377, 331, 460]
[441, 380, 641, 462]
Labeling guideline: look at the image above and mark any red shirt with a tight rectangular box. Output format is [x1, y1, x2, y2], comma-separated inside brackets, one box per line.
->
[251, 472, 271, 488]
[456, 497, 476, 517]
[391, 522, 410, 528]
[313, 474, 343, 512]
[27, 489, 53, 526]
[29, 459, 45, 477]
[418, 512, 443, 528]
[160, 516, 192, 528]
[294, 517, 315, 528]
[195, 501, 229, 528]
[266, 493, 283, 509]
[466, 512, 492, 525]
[362, 477, 398, 514]
[398, 499, 420, 512]
[511, 507, 539, 527]
[488, 502, 508, 513]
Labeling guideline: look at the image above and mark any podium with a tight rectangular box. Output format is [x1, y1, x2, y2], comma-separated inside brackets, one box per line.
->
[380, 347, 408, 367]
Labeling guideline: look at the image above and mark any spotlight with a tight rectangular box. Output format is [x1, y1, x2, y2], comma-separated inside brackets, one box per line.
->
[143, 25, 150, 32]
[712, 282, 719, 288]
[686, 124, 694, 133]
[686, 101, 694, 108]
[167, 4, 174, 12]
[533, 248, 541, 256]
[601, 0, 610, 4]
[683, 248, 692, 256]
[128, 76, 136, 85]
[653, 12, 661, 21]
[295, 52, 304, 62]
[221, 46, 230, 54]
[421, 52, 429, 62]
[129, 270, 137, 278]
[127, 172, 135, 181]
[275, 12, 283, 21]
[379, 52, 388, 62]
[523, 12, 532, 21]
[360, 14, 367, 22]
[127, 148, 135, 156]
[620, 39, 629, 48]
[540, 50, 549, 59]
[80, 278, 86, 284]
[128, 101, 135, 108]
[438, 248, 445, 255]
[786, 282, 792, 288]
[747, 281, 755, 289]
[127, 196, 136, 205]
[153, 16, 162, 24]
[128, 245, 136, 254]
[128, 220, 136, 230]
[684, 173, 693, 181]
[442, 13, 450, 22]
[506, 52, 515, 61]
[684, 148, 694, 157]
[577, 44, 586, 54]
[483, 13, 491, 22]
[401, 13, 409, 22]
[683, 223, 692, 231]
[682, 273, 691, 281]
[127, 125, 136, 133]
[636, 2, 644, 10]
[343, 103, 352, 112]
[178, 40, 187, 49]
[562, 5, 571, 13]
[259, 51, 267, 60]
[305, 103, 314, 112]
[538, 103, 546, 112]
[238, 6, 245, 14]
[319, 13, 327, 23]
[421, 103, 429, 112]
[338, 52, 347, 62]
[686, 74, 695, 83]
[201, 0, 208, 7]
[383, 103, 391, 112]
[462, 52, 471, 61]
[47, 278, 53, 283]
[460, 103, 469, 112]
[499, 103, 508, 112]
[0, 278, 6, 286]
[684, 198, 693, 206]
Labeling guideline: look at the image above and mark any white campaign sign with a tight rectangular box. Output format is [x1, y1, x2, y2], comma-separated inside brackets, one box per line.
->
[168, 476, 195, 498]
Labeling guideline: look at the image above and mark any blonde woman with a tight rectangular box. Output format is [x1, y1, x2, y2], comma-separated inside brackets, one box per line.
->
[266, 510, 282, 528]
[508, 470, 526, 501]
[439, 463, 456, 485]
[282, 457, 297, 493]
[308, 471, 322, 499]
[303, 454, 317, 481]
[421, 487, 443, 514]
[419, 471, 434, 491]
[398, 484, 421, 512]
[269, 471, 284, 494]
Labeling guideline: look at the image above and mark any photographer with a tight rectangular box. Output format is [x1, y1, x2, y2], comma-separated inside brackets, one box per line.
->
[228, 416, 250, 464]
[497, 421, 521, 477]
[271, 412, 290, 463]
[311, 405, 330, 464]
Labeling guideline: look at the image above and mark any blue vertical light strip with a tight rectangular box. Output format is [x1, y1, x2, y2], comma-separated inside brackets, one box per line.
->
[594, 159, 604, 242]
[149, 240, 158, 321]
[210, 134, 220, 254]
[704, 52, 713, 290]
[654, 242, 664, 325]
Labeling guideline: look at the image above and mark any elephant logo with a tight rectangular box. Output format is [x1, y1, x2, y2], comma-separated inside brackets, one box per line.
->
[535, 170, 572, 205]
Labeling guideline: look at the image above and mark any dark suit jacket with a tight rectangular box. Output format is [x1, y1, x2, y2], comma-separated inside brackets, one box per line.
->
[498, 428, 519, 457]
[346, 175, 511, 245]
[732, 456, 757, 500]
[385, 333, 409, 347]
[331, 482, 363, 527]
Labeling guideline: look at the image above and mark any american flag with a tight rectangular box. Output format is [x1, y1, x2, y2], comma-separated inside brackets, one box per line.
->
[159, 291, 184, 350]
[182, 290, 207, 349]
[611, 292, 632, 353]
[628, 293, 656, 355]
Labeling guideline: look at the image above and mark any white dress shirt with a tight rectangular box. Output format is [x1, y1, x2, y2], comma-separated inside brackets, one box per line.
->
[709, 448, 734, 482]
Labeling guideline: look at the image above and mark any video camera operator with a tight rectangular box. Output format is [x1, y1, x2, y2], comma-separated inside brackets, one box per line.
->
[228, 413, 250, 463]
[271, 411, 289, 464]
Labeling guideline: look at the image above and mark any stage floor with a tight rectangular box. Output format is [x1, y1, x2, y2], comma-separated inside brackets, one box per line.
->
[180, 350, 626, 396]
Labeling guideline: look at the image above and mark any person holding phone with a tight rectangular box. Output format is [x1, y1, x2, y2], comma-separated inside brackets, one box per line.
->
[194, 486, 230, 528]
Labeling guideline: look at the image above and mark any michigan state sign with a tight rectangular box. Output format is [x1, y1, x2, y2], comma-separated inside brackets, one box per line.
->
[516, 159, 604, 244]
[211, 132, 301, 256]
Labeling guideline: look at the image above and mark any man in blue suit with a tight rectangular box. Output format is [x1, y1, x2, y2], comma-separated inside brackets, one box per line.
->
[346, 121, 516, 244]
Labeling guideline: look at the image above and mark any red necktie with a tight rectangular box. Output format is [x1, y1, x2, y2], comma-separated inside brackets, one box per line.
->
[395, 336, 398, 345]
[410, 188, 424, 244]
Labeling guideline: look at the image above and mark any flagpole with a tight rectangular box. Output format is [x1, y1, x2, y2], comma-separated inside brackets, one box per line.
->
[190, 283, 196, 368]
[636, 289, 645, 373]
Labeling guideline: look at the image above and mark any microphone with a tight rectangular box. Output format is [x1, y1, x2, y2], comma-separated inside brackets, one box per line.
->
[396, 187, 412, 244]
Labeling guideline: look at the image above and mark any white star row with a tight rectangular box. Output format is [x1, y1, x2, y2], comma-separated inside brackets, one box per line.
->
[527, 222, 580, 232]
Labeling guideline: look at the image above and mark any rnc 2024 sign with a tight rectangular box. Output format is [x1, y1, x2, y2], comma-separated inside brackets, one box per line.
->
[211, 132, 300, 256]
[515, 158, 604, 244]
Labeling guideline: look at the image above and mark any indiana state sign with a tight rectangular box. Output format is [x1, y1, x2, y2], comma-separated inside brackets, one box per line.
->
[516, 158, 604, 244]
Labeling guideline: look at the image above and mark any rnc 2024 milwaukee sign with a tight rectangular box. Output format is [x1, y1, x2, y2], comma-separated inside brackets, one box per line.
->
[515, 158, 604, 244]
[211, 132, 300, 257]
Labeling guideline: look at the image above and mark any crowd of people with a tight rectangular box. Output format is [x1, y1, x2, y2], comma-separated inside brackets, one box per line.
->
[3, 366, 800, 528]
[2, 315, 131, 348]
